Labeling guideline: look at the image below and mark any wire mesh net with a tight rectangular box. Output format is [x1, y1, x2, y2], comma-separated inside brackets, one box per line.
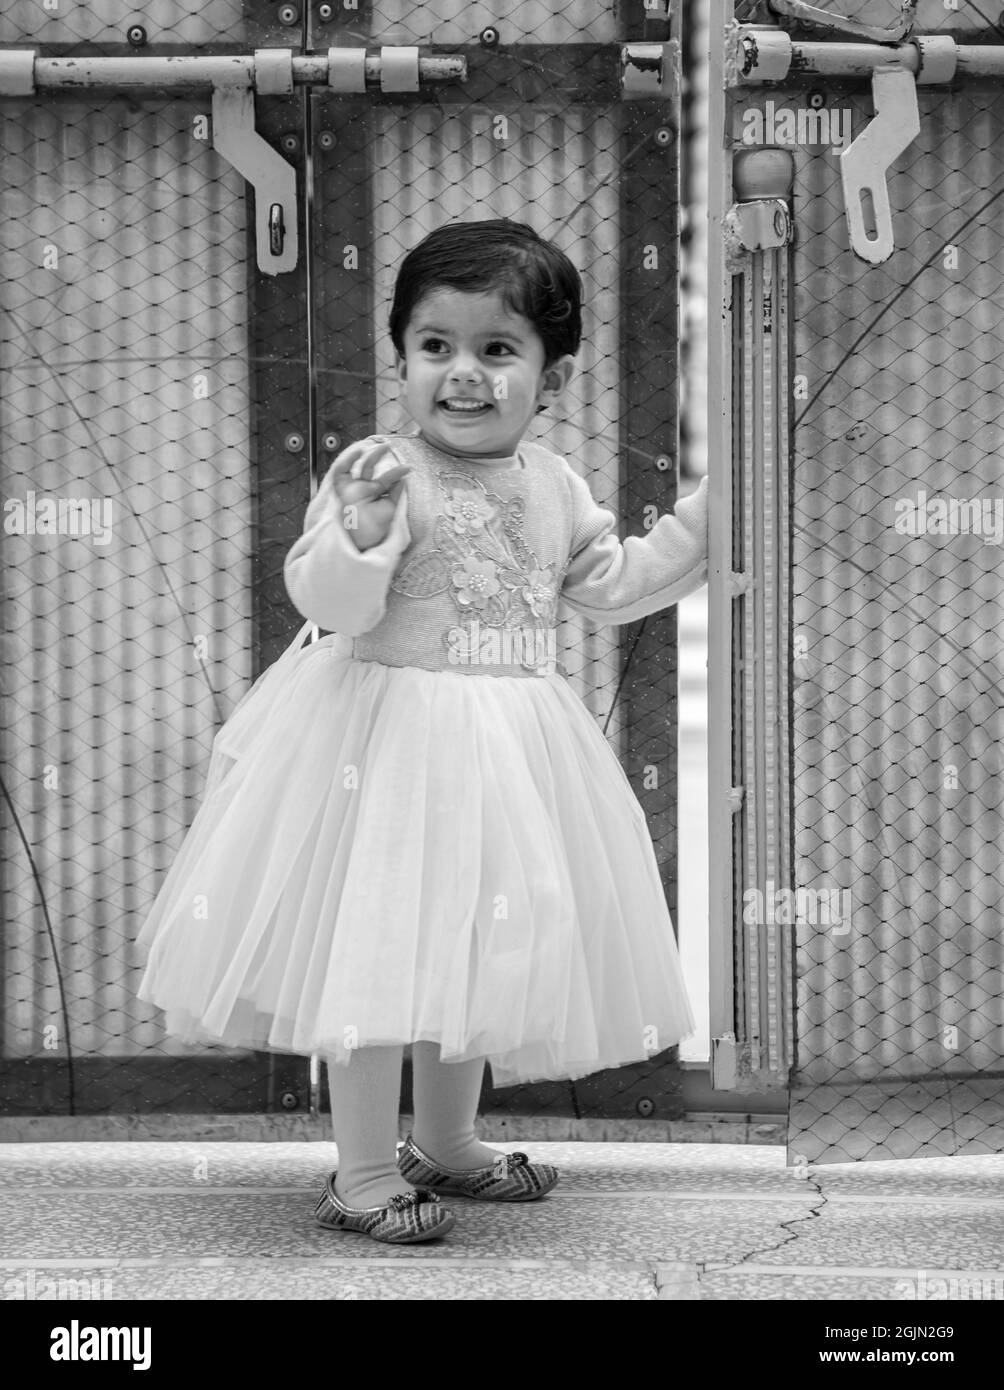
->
[0, 1, 254, 49]
[1, 2, 689, 1122]
[728, 76, 1004, 1160]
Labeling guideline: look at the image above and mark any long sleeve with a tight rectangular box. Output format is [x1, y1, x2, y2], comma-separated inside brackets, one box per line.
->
[283, 437, 412, 637]
[559, 464, 708, 625]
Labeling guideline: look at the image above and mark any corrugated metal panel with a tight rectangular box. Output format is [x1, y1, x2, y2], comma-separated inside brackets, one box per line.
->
[1, 98, 253, 1058]
[790, 90, 1004, 1088]
[0, 0, 247, 45]
[368, 1, 617, 44]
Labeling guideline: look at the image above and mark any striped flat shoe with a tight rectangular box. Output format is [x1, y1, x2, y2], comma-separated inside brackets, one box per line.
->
[313, 1173, 456, 1244]
[398, 1134, 559, 1202]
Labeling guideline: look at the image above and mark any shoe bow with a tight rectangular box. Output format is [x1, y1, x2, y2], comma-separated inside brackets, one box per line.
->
[388, 1188, 440, 1209]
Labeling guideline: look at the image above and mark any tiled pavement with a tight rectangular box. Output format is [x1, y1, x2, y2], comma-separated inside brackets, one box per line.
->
[2, 1139, 1002, 1301]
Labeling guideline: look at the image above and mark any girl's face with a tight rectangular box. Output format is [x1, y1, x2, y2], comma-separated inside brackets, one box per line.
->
[396, 288, 574, 459]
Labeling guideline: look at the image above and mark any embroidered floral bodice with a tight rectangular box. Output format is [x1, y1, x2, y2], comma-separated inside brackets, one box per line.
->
[284, 433, 709, 677]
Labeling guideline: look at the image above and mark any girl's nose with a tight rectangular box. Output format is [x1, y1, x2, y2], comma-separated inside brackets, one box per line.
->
[448, 354, 483, 382]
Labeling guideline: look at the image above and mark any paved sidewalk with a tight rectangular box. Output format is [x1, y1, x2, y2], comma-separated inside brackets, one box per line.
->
[2, 1140, 1002, 1300]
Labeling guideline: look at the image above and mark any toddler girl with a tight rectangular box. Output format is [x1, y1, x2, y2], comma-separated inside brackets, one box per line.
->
[136, 219, 709, 1244]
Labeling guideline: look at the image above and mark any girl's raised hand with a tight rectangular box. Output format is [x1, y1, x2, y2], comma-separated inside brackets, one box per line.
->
[330, 447, 410, 552]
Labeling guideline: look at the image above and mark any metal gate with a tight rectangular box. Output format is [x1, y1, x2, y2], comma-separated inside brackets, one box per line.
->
[709, 0, 1004, 1161]
[1, 2, 690, 1122]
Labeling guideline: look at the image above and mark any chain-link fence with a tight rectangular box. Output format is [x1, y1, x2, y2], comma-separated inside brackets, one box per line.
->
[1, 1, 691, 1123]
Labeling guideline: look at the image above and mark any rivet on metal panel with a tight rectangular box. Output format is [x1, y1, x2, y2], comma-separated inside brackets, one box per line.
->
[620, 41, 680, 101]
[318, 2, 334, 19]
[654, 454, 672, 471]
[479, 27, 501, 49]
[839, 66, 920, 264]
[277, 4, 299, 26]
[126, 25, 147, 48]
[0, 48, 35, 96]
[284, 432, 305, 454]
[317, 130, 336, 151]
[322, 432, 340, 452]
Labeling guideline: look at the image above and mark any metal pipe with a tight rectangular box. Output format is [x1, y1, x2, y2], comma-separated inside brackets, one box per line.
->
[732, 28, 1004, 84]
[794, 41, 1004, 78]
[33, 56, 257, 89]
[25, 52, 466, 92]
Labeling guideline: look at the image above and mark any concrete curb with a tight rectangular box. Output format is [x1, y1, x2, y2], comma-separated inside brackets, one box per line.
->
[0, 1113, 787, 1145]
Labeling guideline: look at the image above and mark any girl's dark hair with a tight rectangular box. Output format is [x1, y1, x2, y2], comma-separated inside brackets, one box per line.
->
[389, 219, 582, 367]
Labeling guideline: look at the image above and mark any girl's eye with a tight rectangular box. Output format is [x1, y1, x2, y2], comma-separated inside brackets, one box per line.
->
[485, 342, 514, 356]
[420, 337, 447, 353]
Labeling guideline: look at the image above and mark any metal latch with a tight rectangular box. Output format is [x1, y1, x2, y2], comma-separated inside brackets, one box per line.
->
[0, 45, 467, 278]
[839, 66, 920, 264]
[212, 77, 298, 276]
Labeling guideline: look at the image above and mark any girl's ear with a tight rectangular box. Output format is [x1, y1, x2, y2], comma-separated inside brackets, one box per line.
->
[536, 355, 575, 408]
[395, 353, 408, 384]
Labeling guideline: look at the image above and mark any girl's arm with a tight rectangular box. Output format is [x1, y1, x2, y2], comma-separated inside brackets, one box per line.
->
[283, 437, 411, 637]
[559, 464, 708, 624]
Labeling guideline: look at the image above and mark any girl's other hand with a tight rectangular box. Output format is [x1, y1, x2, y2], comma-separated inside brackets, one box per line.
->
[331, 447, 410, 552]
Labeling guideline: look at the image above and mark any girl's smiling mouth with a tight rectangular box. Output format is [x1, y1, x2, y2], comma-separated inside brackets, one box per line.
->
[438, 398, 493, 415]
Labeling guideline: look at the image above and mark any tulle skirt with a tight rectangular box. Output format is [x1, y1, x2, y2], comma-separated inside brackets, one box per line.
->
[135, 625, 696, 1086]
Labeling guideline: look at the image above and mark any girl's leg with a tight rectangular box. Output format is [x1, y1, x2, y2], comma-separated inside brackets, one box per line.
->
[410, 1040, 503, 1170]
[326, 1045, 414, 1207]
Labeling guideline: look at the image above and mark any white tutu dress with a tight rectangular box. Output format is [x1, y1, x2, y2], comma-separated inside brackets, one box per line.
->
[135, 433, 709, 1085]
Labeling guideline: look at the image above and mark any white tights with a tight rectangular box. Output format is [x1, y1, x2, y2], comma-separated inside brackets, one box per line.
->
[326, 1041, 502, 1208]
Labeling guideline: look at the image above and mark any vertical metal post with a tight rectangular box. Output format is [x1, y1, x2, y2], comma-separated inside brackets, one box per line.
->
[707, 0, 738, 1086]
[246, 89, 313, 1114]
[616, 59, 684, 1113]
